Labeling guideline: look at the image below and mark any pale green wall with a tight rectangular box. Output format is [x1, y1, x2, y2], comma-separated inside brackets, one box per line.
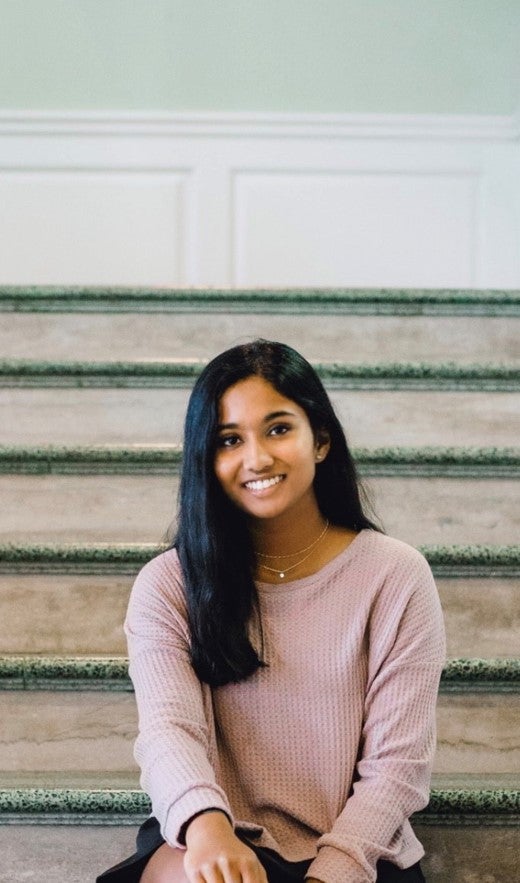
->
[1, 0, 519, 114]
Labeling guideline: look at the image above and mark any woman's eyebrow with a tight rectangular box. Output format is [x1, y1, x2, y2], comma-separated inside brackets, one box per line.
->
[217, 422, 239, 431]
[263, 410, 297, 422]
[218, 410, 297, 431]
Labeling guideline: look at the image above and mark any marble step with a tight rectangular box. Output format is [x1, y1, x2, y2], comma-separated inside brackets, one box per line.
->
[3, 286, 519, 315]
[2, 314, 519, 365]
[1, 571, 518, 659]
[1, 385, 519, 449]
[2, 655, 517, 692]
[2, 359, 519, 390]
[1, 773, 519, 883]
[2, 543, 517, 577]
[1, 472, 518, 546]
[0, 657, 518, 775]
[1, 444, 518, 478]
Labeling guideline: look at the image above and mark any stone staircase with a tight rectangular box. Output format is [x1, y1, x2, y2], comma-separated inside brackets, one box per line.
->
[0, 287, 518, 883]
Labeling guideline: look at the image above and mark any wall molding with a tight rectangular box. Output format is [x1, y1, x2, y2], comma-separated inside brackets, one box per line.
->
[1, 110, 518, 287]
[0, 110, 518, 141]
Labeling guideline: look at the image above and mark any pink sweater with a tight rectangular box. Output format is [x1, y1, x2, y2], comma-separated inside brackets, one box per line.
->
[125, 530, 446, 883]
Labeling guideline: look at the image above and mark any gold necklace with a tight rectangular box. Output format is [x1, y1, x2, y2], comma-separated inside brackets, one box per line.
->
[257, 521, 330, 579]
[256, 520, 330, 560]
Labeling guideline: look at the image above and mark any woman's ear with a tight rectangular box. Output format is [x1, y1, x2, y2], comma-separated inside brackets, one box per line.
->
[314, 429, 331, 462]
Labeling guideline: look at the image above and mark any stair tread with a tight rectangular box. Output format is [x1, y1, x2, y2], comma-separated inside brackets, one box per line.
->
[0, 654, 518, 690]
[2, 286, 520, 316]
[1, 542, 519, 580]
[0, 443, 518, 478]
[1, 774, 519, 825]
[1, 359, 519, 392]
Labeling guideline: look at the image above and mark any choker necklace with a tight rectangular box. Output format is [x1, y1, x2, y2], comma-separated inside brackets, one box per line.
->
[257, 520, 330, 579]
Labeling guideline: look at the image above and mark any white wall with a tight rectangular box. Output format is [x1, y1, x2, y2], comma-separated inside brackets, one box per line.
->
[1, 1, 519, 114]
[0, 112, 518, 288]
[1, 3, 518, 289]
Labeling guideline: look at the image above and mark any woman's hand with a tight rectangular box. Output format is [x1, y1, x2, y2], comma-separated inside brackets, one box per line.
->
[184, 810, 268, 883]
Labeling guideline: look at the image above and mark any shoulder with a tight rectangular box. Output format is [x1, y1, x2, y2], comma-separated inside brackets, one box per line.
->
[354, 531, 438, 610]
[134, 545, 184, 584]
[126, 547, 188, 627]
[358, 530, 432, 579]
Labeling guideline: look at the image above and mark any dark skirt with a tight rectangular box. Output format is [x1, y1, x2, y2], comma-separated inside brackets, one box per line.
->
[96, 816, 426, 883]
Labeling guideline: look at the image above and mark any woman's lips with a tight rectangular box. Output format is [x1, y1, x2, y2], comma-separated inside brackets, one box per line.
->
[243, 475, 285, 492]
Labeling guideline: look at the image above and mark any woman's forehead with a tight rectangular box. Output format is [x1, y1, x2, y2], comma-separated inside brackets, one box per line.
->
[218, 376, 303, 423]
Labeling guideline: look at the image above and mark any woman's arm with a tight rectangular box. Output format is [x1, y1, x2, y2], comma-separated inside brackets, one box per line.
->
[306, 552, 446, 883]
[125, 552, 233, 847]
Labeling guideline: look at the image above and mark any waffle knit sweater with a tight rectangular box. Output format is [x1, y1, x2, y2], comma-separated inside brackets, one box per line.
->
[125, 529, 446, 883]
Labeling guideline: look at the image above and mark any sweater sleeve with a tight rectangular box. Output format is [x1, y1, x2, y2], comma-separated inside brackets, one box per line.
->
[124, 552, 233, 847]
[306, 549, 446, 883]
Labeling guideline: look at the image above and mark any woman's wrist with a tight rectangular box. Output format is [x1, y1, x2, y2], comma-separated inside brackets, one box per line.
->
[183, 808, 233, 846]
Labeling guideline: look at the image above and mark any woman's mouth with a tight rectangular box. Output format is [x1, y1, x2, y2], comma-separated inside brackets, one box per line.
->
[244, 475, 285, 492]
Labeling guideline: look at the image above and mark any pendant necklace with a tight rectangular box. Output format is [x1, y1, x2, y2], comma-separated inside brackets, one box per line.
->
[257, 520, 330, 579]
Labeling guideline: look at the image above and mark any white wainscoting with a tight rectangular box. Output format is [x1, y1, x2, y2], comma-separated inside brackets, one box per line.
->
[0, 112, 518, 288]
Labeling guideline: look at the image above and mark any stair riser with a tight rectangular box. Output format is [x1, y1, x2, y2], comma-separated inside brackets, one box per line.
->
[0, 692, 137, 771]
[2, 313, 519, 364]
[0, 575, 130, 656]
[0, 474, 517, 546]
[2, 388, 519, 447]
[1, 824, 518, 883]
[1, 575, 517, 659]
[417, 825, 519, 883]
[435, 694, 520, 774]
[1, 692, 518, 774]
[438, 579, 520, 659]
[0, 826, 139, 883]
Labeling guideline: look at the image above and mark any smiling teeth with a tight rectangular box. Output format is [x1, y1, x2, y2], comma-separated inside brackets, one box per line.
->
[245, 475, 283, 491]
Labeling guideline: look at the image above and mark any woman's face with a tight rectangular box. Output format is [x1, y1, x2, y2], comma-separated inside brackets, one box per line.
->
[214, 375, 329, 521]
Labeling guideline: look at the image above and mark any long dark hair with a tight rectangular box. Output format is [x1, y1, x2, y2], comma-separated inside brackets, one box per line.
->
[173, 340, 380, 687]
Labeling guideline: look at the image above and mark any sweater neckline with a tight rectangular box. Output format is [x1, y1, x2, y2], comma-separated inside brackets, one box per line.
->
[256, 528, 369, 594]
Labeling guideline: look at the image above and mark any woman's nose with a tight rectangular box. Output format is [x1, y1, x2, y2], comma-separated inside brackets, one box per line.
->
[244, 439, 273, 471]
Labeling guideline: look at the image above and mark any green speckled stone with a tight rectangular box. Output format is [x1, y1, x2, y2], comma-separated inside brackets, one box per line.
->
[0, 656, 131, 690]
[420, 544, 520, 578]
[0, 655, 518, 692]
[442, 658, 520, 683]
[1, 286, 519, 317]
[1, 359, 518, 381]
[0, 786, 518, 823]
[0, 359, 204, 377]
[0, 788, 149, 815]
[0, 543, 160, 575]
[0, 444, 518, 477]
[1, 543, 518, 578]
[0, 542, 159, 565]
[354, 446, 520, 466]
[1, 360, 519, 393]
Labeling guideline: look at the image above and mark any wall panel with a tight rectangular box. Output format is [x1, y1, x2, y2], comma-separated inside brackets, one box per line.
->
[232, 170, 478, 287]
[0, 113, 518, 288]
[0, 170, 191, 286]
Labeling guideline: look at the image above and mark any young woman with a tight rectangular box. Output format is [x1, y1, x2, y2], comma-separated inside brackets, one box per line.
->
[97, 340, 445, 883]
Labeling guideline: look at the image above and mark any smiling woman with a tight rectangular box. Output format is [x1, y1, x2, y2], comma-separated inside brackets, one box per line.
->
[214, 376, 329, 524]
[97, 340, 445, 883]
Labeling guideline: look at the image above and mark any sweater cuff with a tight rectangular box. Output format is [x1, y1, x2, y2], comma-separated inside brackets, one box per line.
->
[306, 845, 371, 883]
[163, 786, 234, 848]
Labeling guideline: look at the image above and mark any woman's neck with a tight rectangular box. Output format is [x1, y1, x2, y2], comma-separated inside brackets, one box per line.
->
[249, 501, 327, 558]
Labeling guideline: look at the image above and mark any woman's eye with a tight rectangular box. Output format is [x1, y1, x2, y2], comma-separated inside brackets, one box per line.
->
[217, 435, 240, 448]
[268, 424, 290, 436]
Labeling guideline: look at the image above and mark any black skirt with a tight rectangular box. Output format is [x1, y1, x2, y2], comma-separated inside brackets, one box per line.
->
[96, 816, 426, 883]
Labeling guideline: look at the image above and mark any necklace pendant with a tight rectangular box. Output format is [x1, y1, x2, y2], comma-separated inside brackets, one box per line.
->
[279, 572, 285, 578]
